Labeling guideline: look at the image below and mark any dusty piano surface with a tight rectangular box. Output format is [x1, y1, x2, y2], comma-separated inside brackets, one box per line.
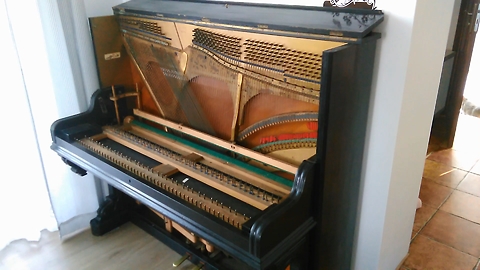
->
[51, 1, 383, 269]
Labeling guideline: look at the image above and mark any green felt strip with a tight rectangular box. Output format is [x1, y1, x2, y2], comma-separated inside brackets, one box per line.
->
[131, 120, 293, 188]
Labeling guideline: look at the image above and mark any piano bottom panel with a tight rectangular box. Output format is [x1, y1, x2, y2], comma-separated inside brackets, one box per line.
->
[130, 204, 254, 270]
[90, 196, 306, 270]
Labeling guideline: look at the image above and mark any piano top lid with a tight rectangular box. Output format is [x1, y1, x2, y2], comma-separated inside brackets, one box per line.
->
[113, 0, 384, 39]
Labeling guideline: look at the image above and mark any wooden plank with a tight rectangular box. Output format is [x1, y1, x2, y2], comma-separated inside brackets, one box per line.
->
[172, 222, 198, 244]
[155, 212, 173, 233]
[128, 124, 290, 197]
[152, 164, 179, 177]
[133, 109, 298, 174]
[89, 133, 107, 141]
[102, 130, 272, 210]
[183, 153, 204, 162]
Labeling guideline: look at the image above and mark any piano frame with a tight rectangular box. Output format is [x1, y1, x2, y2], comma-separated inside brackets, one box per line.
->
[51, 1, 383, 269]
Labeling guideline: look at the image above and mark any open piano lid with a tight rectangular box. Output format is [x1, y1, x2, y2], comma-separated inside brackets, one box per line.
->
[113, 0, 384, 40]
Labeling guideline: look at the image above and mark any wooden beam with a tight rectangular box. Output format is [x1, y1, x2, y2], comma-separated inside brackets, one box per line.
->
[128, 124, 290, 197]
[133, 109, 298, 174]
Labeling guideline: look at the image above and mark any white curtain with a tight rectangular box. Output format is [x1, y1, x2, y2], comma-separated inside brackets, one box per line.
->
[0, 0, 57, 250]
[0, 0, 126, 250]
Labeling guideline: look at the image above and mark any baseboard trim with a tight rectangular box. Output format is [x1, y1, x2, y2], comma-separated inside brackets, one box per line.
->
[58, 212, 97, 239]
[396, 253, 409, 270]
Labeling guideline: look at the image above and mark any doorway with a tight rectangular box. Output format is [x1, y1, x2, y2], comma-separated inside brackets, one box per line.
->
[430, 0, 480, 150]
[453, 33, 480, 154]
[462, 32, 480, 113]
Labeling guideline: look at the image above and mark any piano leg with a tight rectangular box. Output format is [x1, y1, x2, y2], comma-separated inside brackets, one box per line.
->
[90, 188, 136, 236]
[267, 236, 310, 270]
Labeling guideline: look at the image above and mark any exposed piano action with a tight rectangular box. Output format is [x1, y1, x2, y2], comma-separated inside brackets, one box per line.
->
[51, 1, 384, 269]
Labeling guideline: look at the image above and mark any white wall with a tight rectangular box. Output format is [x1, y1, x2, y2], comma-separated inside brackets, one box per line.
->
[447, 0, 462, 50]
[84, 0, 127, 18]
[354, 1, 456, 269]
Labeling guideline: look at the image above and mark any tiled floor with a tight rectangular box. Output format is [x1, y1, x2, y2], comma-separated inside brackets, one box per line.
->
[402, 114, 480, 270]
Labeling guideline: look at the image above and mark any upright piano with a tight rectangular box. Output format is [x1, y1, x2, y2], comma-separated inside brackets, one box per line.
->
[50, 1, 383, 269]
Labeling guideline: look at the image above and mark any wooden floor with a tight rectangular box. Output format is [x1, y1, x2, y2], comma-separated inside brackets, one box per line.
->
[0, 222, 193, 270]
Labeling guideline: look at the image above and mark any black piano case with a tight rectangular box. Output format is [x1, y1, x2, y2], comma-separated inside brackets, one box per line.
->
[51, 1, 383, 269]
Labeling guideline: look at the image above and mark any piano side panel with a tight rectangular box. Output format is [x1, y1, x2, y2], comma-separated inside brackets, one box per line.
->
[249, 157, 316, 261]
[315, 37, 379, 270]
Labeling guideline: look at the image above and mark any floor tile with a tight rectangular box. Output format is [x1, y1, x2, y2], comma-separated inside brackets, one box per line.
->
[403, 234, 477, 270]
[411, 230, 417, 240]
[471, 161, 480, 176]
[412, 204, 436, 233]
[427, 148, 479, 172]
[418, 178, 453, 208]
[457, 173, 480, 197]
[420, 210, 480, 257]
[422, 159, 467, 188]
[441, 190, 480, 224]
